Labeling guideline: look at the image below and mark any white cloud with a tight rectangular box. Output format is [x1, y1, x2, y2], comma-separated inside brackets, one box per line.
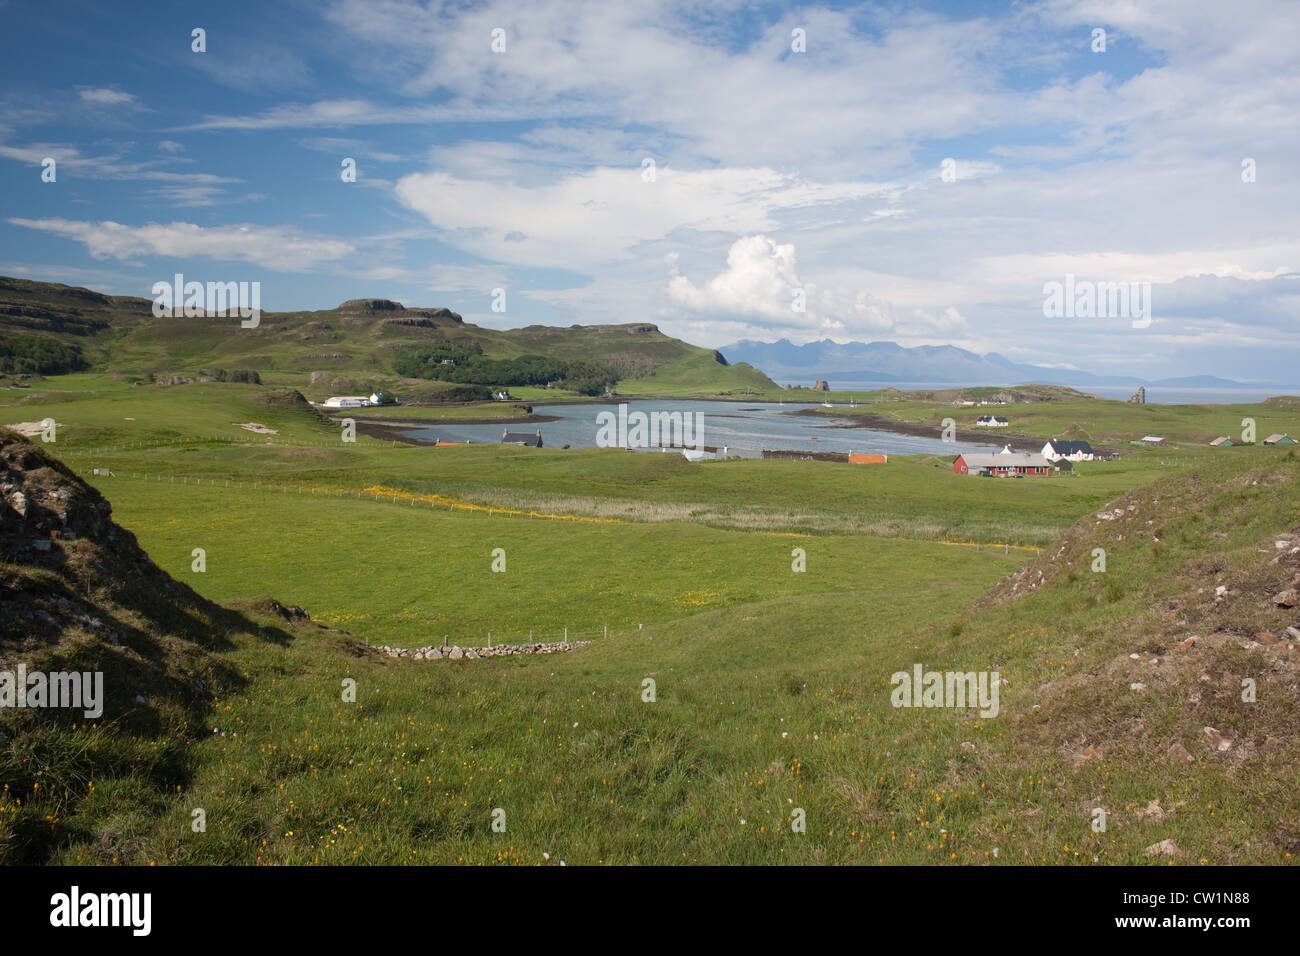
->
[663, 235, 968, 344]
[0, 140, 240, 185]
[394, 164, 888, 269]
[180, 98, 575, 131]
[668, 235, 804, 322]
[6, 218, 354, 272]
[76, 87, 139, 107]
[3, 0, 1299, 380]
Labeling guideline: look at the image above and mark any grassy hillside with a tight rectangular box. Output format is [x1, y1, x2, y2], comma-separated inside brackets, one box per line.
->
[0, 276, 775, 400]
[6, 418, 1295, 864]
[0, 428, 318, 863]
[4, 311, 1298, 865]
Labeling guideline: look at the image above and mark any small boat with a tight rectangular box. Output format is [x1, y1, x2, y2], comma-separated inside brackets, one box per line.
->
[822, 401, 833, 408]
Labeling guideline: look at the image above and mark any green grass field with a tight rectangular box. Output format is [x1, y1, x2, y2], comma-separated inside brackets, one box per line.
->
[4, 375, 1299, 865]
[8, 374, 1182, 545]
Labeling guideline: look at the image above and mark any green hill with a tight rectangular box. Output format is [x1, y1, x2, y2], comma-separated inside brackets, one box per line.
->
[0, 276, 775, 399]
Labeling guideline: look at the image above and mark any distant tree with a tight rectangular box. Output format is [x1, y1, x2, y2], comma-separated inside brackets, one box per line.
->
[0, 332, 88, 374]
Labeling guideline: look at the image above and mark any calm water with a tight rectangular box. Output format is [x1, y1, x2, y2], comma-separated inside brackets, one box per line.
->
[398, 400, 1001, 456]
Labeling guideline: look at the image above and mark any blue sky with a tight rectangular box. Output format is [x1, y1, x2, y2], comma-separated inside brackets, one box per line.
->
[1, 0, 1297, 383]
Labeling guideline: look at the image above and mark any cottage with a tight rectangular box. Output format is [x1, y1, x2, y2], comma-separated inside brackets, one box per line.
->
[1209, 436, 1235, 447]
[975, 415, 1009, 427]
[502, 428, 543, 447]
[1042, 439, 1095, 461]
[953, 452, 1051, 477]
[849, 453, 888, 464]
[1264, 433, 1297, 445]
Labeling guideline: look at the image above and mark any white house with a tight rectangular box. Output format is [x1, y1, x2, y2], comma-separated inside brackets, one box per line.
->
[975, 415, 1009, 427]
[323, 396, 370, 408]
[1042, 439, 1095, 461]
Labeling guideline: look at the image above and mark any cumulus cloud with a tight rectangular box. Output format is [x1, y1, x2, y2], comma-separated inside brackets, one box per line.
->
[666, 235, 962, 342]
[668, 236, 804, 321]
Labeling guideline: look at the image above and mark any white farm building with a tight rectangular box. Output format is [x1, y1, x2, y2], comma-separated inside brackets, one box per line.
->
[322, 396, 371, 408]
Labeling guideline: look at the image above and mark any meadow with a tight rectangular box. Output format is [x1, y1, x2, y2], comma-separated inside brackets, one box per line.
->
[4, 375, 1298, 865]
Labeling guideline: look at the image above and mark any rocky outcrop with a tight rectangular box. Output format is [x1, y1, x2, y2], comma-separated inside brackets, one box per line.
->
[334, 300, 463, 323]
[380, 317, 437, 329]
[154, 374, 218, 386]
[0, 428, 254, 714]
[419, 308, 463, 324]
[337, 298, 404, 313]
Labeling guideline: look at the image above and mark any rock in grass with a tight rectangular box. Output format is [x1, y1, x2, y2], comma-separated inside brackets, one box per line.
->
[1144, 839, 1182, 858]
[1135, 800, 1166, 823]
[1203, 727, 1233, 752]
[1167, 742, 1193, 764]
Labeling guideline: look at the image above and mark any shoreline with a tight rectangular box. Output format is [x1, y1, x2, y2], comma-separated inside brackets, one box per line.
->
[792, 408, 1120, 455]
[340, 398, 1116, 456]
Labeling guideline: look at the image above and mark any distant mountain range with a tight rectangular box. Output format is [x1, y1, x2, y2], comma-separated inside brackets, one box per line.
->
[719, 338, 1249, 389]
